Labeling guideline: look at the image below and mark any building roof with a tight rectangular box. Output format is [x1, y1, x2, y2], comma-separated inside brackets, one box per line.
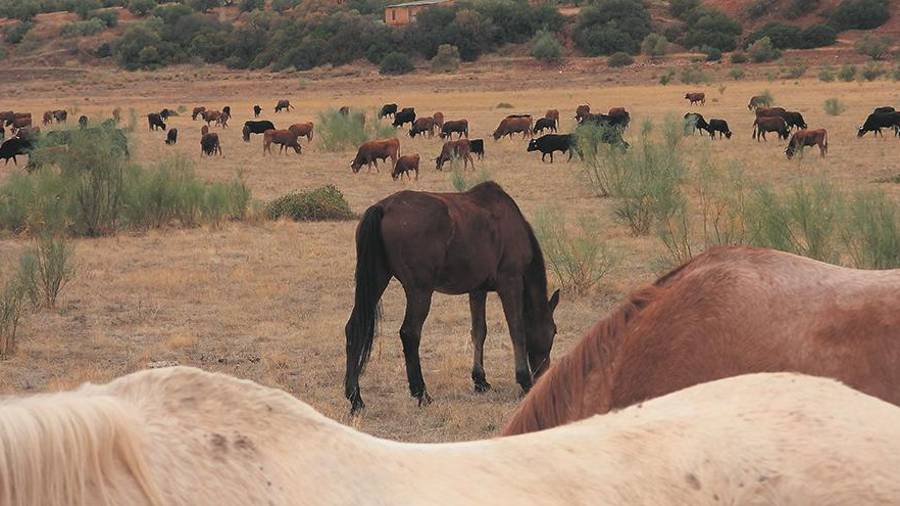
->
[386, 0, 450, 8]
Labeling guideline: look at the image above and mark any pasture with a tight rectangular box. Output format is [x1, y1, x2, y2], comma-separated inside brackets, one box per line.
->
[0, 67, 898, 442]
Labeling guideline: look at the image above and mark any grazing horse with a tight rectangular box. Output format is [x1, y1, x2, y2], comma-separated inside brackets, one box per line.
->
[785, 129, 827, 159]
[345, 182, 559, 413]
[503, 246, 900, 435]
[3, 367, 900, 506]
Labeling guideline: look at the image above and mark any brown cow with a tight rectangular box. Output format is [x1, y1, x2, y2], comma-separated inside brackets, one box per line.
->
[392, 154, 420, 181]
[202, 110, 223, 127]
[752, 116, 789, 141]
[201, 125, 209, 136]
[432, 112, 444, 128]
[52, 110, 67, 123]
[607, 107, 631, 128]
[435, 139, 474, 171]
[263, 129, 302, 155]
[192, 106, 206, 120]
[200, 133, 221, 157]
[288, 122, 314, 142]
[440, 119, 469, 139]
[575, 104, 591, 123]
[275, 100, 293, 113]
[0, 111, 15, 125]
[42, 111, 53, 126]
[9, 116, 31, 132]
[339, 106, 350, 116]
[785, 129, 827, 159]
[409, 117, 436, 138]
[685, 92, 705, 106]
[545, 109, 560, 128]
[5, 112, 31, 128]
[350, 138, 400, 173]
[755, 107, 787, 118]
[493, 116, 532, 140]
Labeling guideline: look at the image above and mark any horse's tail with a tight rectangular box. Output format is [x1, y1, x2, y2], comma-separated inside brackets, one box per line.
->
[344, 205, 386, 402]
[823, 130, 828, 151]
[0, 394, 164, 506]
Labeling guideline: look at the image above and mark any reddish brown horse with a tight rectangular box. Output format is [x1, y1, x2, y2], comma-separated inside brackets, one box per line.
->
[345, 182, 560, 413]
[503, 246, 900, 435]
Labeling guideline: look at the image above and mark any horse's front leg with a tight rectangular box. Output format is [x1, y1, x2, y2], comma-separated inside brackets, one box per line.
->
[469, 290, 491, 392]
[400, 287, 434, 406]
[497, 276, 532, 392]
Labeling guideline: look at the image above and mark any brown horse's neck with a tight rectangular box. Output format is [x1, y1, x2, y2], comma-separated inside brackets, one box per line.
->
[522, 228, 552, 343]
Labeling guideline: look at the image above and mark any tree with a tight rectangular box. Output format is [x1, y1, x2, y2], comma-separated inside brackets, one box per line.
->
[432, 44, 461, 71]
[747, 22, 801, 49]
[855, 34, 892, 60]
[379, 52, 414, 75]
[573, 0, 651, 56]
[531, 31, 562, 63]
[830, 0, 889, 30]
[748, 36, 781, 63]
[680, 9, 742, 52]
[641, 33, 668, 58]
[239, 0, 265, 12]
[608, 52, 634, 67]
[127, 0, 156, 16]
[799, 24, 836, 49]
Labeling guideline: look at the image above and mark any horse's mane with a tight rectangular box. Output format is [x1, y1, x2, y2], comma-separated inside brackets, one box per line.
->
[0, 391, 164, 506]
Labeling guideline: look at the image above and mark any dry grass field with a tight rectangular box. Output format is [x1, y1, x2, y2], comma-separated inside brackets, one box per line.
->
[1, 66, 898, 442]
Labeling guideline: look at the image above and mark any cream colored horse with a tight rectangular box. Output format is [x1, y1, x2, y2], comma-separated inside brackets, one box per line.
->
[2, 367, 899, 506]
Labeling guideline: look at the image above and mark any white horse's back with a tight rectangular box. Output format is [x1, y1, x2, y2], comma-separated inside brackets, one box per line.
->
[2, 367, 899, 505]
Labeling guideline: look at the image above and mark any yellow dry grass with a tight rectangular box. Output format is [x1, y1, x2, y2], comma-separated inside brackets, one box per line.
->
[0, 67, 898, 442]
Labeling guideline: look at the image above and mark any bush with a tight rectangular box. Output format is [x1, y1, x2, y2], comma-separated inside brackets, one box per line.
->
[4, 21, 33, 44]
[0, 271, 26, 358]
[315, 108, 394, 152]
[892, 67, 900, 81]
[127, 0, 156, 15]
[704, 46, 722, 61]
[748, 36, 781, 63]
[680, 9, 742, 52]
[730, 51, 748, 63]
[533, 207, 617, 295]
[799, 24, 836, 48]
[18, 234, 75, 310]
[747, 23, 801, 49]
[838, 64, 857, 81]
[786, 0, 820, 18]
[449, 168, 492, 192]
[239, 0, 265, 12]
[658, 68, 676, 85]
[496, 102, 514, 108]
[265, 185, 353, 221]
[679, 64, 709, 84]
[607, 51, 634, 67]
[860, 62, 885, 81]
[61, 19, 107, 38]
[818, 66, 836, 81]
[432, 44, 461, 71]
[844, 191, 900, 268]
[855, 34, 892, 60]
[830, 0, 890, 30]
[781, 64, 807, 79]
[641, 33, 668, 58]
[573, 0, 651, 56]
[189, 0, 221, 12]
[531, 31, 562, 64]
[745, 0, 777, 19]
[729, 67, 745, 80]
[823, 98, 845, 116]
[379, 52, 414, 75]
[90, 10, 119, 28]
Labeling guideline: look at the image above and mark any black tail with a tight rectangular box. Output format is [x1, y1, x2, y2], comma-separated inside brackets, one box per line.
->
[344, 206, 387, 405]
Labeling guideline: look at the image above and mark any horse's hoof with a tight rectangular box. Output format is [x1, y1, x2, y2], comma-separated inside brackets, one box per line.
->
[349, 398, 365, 416]
[474, 381, 492, 393]
[417, 392, 433, 407]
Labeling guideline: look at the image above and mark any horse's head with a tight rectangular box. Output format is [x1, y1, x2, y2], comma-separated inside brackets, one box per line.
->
[526, 289, 560, 378]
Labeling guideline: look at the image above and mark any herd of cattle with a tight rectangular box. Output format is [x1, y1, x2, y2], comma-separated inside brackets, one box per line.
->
[1, 93, 898, 170]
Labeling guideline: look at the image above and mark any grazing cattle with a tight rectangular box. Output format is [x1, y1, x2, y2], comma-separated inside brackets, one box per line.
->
[755, 106, 787, 119]
[288, 122, 314, 142]
[78, 115, 88, 128]
[350, 138, 400, 173]
[8, 368, 900, 506]
[200, 132, 222, 157]
[0, 111, 14, 125]
[607, 107, 630, 128]
[685, 92, 705, 106]
[492, 116, 532, 140]
[147, 113, 166, 131]
[545, 109, 559, 128]
[191, 106, 206, 120]
[392, 153, 420, 181]
[532, 117, 557, 134]
[165, 128, 178, 145]
[580, 112, 629, 130]
[440, 119, 468, 139]
[9, 116, 31, 132]
[409, 117, 436, 138]
[470, 138, 484, 159]
[253, 104, 262, 117]
[42, 111, 52, 126]
[683, 112, 709, 134]
[706, 119, 732, 139]
[857, 111, 900, 137]
[201, 110, 222, 127]
[503, 246, 900, 436]
[242, 120, 276, 142]
[339, 106, 350, 116]
[527, 134, 574, 163]
[275, 100, 293, 113]
[786, 129, 827, 159]
[432, 111, 444, 128]
[752, 116, 789, 141]
[747, 95, 768, 110]
[0, 136, 32, 165]
[782, 111, 807, 131]
[379, 103, 398, 119]
[435, 139, 474, 170]
[263, 129, 302, 155]
[112, 108, 121, 123]
[52, 110, 67, 123]
[216, 113, 230, 128]
[392, 107, 416, 128]
[873, 106, 895, 115]
[0, 124, 4, 140]
[222, 106, 231, 118]
[159, 108, 177, 120]
[345, 182, 556, 411]
[201, 125, 209, 136]
[575, 104, 591, 122]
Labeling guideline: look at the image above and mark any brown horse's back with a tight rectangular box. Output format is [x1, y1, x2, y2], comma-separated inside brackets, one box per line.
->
[503, 246, 900, 435]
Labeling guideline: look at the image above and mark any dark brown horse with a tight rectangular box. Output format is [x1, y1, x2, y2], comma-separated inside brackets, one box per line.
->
[345, 182, 560, 413]
[502, 246, 900, 435]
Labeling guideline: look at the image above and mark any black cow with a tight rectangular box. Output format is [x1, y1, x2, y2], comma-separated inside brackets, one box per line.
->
[0, 136, 33, 165]
[858, 112, 900, 137]
[148, 113, 167, 131]
[242, 120, 276, 142]
[201, 133, 222, 156]
[223, 106, 231, 118]
[533, 117, 557, 134]
[78, 115, 88, 128]
[707, 119, 732, 139]
[783, 111, 807, 131]
[470, 138, 484, 160]
[165, 128, 178, 145]
[159, 108, 177, 120]
[379, 103, 398, 119]
[392, 107, 416, 128]
[873, 106, 895, 115]
[253, 105, 262, 118]
[582, 113, 628, 129]
[527, 134, 575, 163]
[684, 112, 709, 135]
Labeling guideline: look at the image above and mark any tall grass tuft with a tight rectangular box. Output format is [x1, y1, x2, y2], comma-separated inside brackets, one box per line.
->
[842, 191, 900, 269]
[449, 168, 492, 192]
[316, 108, 395, 152]
[266, 185, 354, 221]
[533, 207, 617, 295]
[18, 233, 76, 309]
[823, 98, 846, 116]
[0, 272, 26, 358]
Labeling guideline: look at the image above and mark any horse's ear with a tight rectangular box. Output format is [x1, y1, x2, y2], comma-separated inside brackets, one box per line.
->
[548, 289, 560, 313]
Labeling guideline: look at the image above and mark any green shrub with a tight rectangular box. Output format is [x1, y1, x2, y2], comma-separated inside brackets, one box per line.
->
[829, 0, 890, 30]
[533, 207, 617, 295]
[704, 46, 722, 61]
[431, 44, 461, 71]
[127, 0, 157, 15]
[892, 67, 900, 81]
[17, 234, 75, 310]
[379, 52, 414, 75]
[3, 21, 33, 44]
[0, 271, 26, 358]
[748, 36, 781, 63]
[531, 31, 563, 64]
[843, 191, 900, 268]
[730, 51, 748, 63]
[818, 66, 836, 81]
[838, 64, 857, 81]
[61, 19, 107, 38]
[449, 168, 492, 192]
[679, 64, 709, 84]
[781, 64, 807, 79]
[855, 34, 892, 60]
[799, 24, 836, 48]
[860, 62, 885, 81]
[607, 51, 634, 67]
[747, 22, 801, 49]
[823, 98, 845, 116]
[745, 0, 777, 19]
[729, 67, 745, 80]
[189, 0, 221, 12]
[239, 0, 265, 12]
[496, 102, 514, 109]
[315, 108, 393, 152]
[786, 0, 820, 18]
[680, 9, 742, 52]
[271, 0, 299, 12]
[265, 185, 354, 221]
[641, 33, 668, 58]
[659, 68, 676, 85]
[573, 0, 651, 55]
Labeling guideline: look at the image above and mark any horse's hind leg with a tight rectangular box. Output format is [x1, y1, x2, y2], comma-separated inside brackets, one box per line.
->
[469, 290, 491, 392]
[400, 288, 434, 406]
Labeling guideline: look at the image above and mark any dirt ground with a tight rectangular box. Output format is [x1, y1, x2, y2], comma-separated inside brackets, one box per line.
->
[0, 65, 898, 442]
